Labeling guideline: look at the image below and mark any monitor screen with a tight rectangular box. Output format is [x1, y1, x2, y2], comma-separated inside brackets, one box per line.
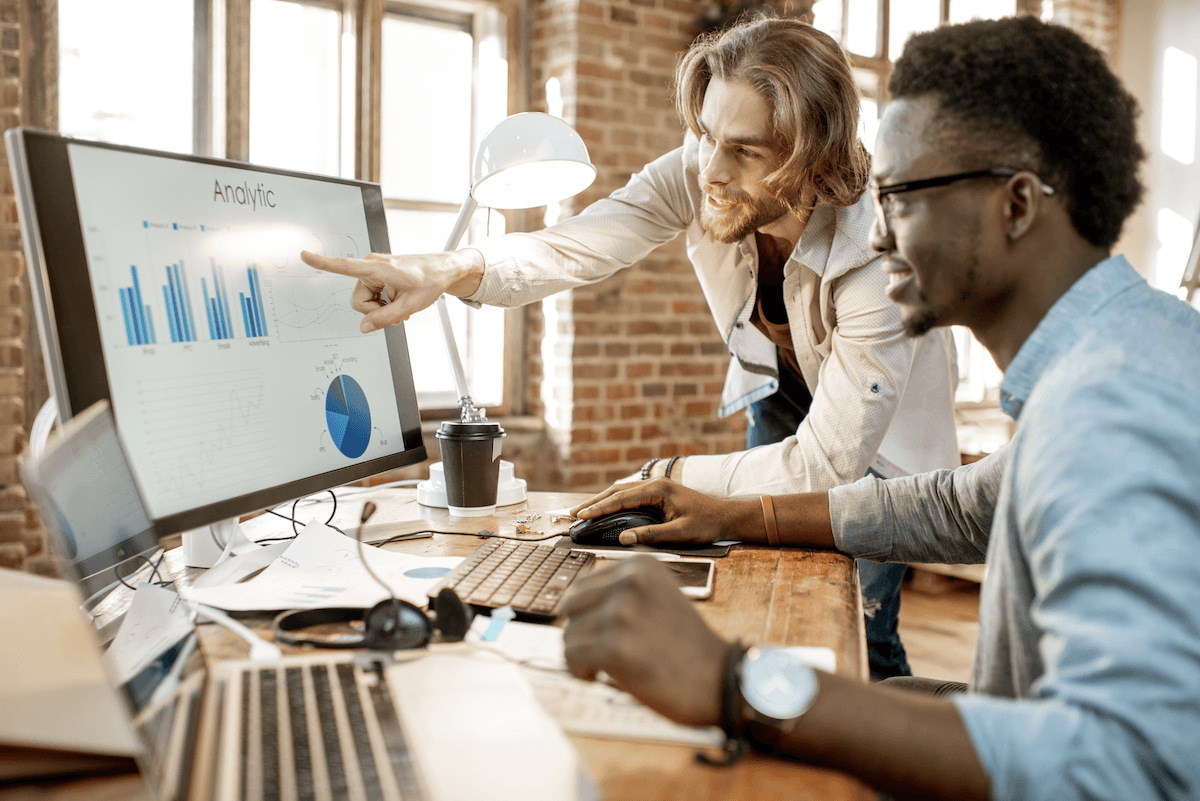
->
[9, 128, 427, 535]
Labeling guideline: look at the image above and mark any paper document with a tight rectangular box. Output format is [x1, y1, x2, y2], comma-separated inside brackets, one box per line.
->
[104, 582, 195, 685]
[464, 618, 837, 747]
[465, 618, 723, 747]
[180, 522, 462, 611]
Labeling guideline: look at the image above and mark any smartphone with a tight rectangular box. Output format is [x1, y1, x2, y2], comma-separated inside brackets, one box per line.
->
[666, 558, 715, 599]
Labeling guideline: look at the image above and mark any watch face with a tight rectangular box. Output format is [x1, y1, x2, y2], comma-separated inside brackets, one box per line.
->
[742, 648, 818, 721]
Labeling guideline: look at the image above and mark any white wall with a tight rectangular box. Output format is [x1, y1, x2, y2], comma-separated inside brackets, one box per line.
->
[1115, 0, 1200, 290]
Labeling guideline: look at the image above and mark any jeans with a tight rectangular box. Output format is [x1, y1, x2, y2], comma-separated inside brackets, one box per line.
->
[747, 359, 912, 680]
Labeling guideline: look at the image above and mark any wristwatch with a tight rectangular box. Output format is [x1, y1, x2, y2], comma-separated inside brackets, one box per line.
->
[735, 646, 819, 742]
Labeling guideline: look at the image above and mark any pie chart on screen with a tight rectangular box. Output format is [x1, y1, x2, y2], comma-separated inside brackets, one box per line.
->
[325, 374, 372, 458]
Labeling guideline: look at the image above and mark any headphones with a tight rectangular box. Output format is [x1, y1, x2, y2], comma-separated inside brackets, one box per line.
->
[273, 587, 474, 650]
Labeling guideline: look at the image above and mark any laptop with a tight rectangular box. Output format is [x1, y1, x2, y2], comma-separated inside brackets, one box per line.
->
[22, 400, 595, 800]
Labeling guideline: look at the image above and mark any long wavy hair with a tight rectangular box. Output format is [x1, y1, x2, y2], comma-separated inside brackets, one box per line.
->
[674, 15, 871, 209]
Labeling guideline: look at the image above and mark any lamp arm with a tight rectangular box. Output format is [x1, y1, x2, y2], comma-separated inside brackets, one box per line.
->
[440, 196, 485, 422]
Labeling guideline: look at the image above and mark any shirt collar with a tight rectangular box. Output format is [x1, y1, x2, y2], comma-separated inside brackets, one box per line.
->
[999, 254, 1141, 419]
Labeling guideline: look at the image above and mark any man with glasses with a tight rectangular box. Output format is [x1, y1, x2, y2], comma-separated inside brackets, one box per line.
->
[305, 15, 961, 680]
[559, 16, 1200, 800]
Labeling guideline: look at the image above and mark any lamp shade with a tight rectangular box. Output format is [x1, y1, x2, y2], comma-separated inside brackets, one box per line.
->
[470, 113, 597, 210]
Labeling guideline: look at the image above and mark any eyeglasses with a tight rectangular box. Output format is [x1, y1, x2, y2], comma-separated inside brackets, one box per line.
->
[870, 168, 1055, 237]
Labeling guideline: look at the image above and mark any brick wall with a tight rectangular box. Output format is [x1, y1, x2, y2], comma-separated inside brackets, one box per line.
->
[1050, 0, 1120, 58]
[529, 0, 749, 491]
[0, 0, 53, 573]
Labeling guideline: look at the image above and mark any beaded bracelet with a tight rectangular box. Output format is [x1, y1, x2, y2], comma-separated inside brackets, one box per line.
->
[640, 458, 661, 481]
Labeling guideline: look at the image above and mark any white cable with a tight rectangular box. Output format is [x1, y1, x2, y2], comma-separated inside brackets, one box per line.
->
[29, 396, 58, 464]
[184, 600, 282, 661]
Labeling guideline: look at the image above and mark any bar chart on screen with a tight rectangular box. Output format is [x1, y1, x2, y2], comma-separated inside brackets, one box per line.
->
[99, 222, 370, 348]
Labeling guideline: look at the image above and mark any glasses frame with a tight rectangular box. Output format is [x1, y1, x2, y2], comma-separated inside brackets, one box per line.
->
[870, 168, 1055, 236]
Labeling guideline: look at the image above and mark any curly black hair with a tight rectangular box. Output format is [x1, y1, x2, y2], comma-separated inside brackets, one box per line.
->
[889, 15, 1145, 249]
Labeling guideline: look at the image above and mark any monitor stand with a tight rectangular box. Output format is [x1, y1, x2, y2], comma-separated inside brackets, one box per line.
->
[181, 518, 257, 569]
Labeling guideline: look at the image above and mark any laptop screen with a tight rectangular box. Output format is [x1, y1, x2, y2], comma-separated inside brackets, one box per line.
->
[23, 400, 159, 602]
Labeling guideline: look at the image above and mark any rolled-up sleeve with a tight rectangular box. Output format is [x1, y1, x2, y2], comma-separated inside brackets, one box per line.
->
[828, 444, 1003, 563]
[467, 148, 691, 308]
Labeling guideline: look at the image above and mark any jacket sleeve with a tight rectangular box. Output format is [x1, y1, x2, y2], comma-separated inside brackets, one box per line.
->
[465, 147, 693, 308]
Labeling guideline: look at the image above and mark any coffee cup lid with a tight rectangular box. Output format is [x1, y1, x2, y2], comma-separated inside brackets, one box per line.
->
[436, 421, 506, 440]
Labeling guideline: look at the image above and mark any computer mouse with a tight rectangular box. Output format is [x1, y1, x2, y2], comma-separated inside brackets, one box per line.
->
[567, 506, 666, 545]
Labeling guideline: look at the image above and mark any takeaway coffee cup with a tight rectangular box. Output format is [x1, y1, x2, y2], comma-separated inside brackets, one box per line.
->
[436, 421, 506, 516]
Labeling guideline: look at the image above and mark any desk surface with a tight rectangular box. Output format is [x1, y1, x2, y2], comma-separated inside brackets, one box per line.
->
[179, 488, 873, 801]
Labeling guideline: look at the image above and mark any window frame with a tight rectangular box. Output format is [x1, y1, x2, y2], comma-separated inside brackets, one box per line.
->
[187, 0, 529, 416]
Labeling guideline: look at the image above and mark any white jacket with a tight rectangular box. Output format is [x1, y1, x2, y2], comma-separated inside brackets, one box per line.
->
[470, 134, 960, 497]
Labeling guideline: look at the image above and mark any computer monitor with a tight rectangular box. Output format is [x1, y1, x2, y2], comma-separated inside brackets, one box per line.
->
[7, 127, 427, 536]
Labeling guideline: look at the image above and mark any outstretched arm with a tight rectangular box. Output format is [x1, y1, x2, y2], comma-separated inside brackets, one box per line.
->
[562, 558, 989, 801]
[299, 248, 485, 332]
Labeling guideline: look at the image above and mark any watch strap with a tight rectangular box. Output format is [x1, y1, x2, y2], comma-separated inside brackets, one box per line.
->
[694, 640, 750, 766]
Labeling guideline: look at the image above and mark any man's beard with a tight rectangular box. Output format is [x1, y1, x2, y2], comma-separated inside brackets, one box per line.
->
[897, 284, 938, 337]
[700, 191, 792, 244]
[902, 305, 938, 337]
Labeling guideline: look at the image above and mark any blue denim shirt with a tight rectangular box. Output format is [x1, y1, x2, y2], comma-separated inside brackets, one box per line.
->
[831, 255, 1200, 800]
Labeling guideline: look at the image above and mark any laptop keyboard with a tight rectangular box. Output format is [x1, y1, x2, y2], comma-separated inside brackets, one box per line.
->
[428, 540, 595, 618]
[208, 657, 429, 801]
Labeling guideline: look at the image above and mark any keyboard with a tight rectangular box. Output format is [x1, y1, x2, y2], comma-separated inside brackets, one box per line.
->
[427, 540, 595, 619]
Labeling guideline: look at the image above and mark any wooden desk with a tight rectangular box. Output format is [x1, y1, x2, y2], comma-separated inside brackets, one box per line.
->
[185, 488, 874, 801]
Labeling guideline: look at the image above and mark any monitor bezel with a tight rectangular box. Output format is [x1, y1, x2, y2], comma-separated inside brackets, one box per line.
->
[8, 127, 427, 536]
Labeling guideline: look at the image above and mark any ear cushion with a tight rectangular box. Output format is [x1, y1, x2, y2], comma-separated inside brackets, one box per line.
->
[434, 587, 473, 642]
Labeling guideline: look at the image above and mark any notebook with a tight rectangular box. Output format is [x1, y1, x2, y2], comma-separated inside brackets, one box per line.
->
[21, 400, 597, 800]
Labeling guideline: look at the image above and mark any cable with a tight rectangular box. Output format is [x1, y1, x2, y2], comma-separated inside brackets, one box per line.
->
[114, 551, 172, 591]
[354, 501, 397, 602]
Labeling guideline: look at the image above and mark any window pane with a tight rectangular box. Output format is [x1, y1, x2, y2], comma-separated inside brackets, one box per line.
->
[889, 0, 941, 61]
[811, 0, 843, 43]
[846, 0, 878, 57]
[859, 98, 880, 154]
[380, 17, 474, 203]
[59, 0, 194, 153]
[249, 0, 341, 176]
[386, 207, 505, 409]
[948, 0, 1017, 24]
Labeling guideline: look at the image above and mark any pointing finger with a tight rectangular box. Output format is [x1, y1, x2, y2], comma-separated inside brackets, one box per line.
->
[301, 250, 383, 281]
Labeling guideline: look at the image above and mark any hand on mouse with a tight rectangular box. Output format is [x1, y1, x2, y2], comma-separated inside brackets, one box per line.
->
[569, 478, 759, 546]
[562, 556, 728, 726]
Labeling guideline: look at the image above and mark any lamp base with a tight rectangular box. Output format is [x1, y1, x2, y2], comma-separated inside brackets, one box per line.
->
[417, 460, 528, 510]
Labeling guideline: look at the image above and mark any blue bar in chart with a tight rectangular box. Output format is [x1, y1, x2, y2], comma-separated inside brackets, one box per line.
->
[240, 294, 254, 337]
[247, 266, 266, 338]
[119, 265, 157, 345]
[118, 258, 272, 345]
[162, 262, 198, 343]
[204, 272, 228, 340]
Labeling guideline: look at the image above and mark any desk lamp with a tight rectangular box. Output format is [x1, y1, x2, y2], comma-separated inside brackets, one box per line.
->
[417, 113, 596, 511]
